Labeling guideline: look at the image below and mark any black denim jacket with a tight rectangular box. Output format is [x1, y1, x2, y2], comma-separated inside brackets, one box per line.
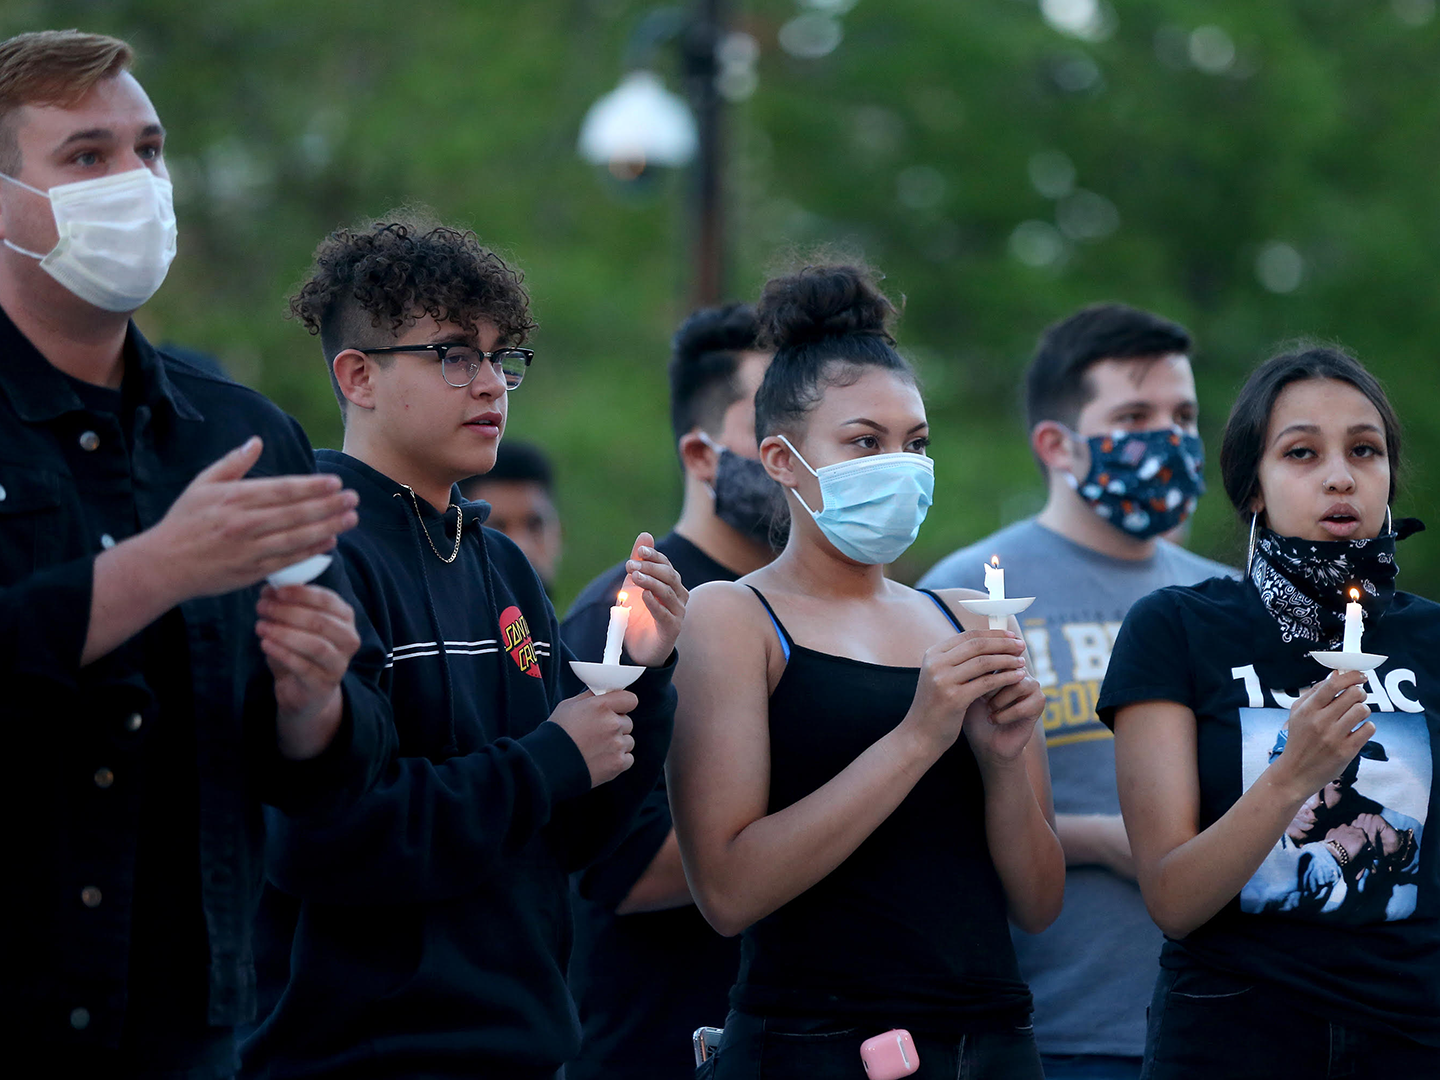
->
[0, 308, 394, 1050]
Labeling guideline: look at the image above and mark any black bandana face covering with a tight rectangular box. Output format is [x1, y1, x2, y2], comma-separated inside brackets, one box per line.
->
[709, 445, 790, 548]
[1249, 519, 1423, 648]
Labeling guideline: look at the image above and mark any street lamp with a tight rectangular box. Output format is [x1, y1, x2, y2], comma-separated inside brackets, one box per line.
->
[578, 1, 729, 307]
[577, 70, 698, 182]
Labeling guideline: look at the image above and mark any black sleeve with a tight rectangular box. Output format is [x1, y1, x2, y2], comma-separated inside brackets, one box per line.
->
[573, 775, 674, 911]
[1, 556, 95, 691]
[250, 552, 397, 816]
[544, 594, 677, 874]
[245, 415, 396, 815]
[1096, 587, 1197, 729]
[560, 573, 676, 907]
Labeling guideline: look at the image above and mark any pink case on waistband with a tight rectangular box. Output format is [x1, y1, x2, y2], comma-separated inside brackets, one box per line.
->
[860, 1028, 919, 1079]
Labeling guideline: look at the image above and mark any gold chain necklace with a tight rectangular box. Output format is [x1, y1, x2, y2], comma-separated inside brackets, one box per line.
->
[394, 485, 463, 564]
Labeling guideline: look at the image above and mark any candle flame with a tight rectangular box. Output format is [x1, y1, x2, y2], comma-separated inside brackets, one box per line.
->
[617, 590, 629, 605]
[1349, 587, 1360, 601]
[990, 555, 1001, 568]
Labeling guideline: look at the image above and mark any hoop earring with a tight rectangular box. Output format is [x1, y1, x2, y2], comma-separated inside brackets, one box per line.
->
[1386, 505, 1393, 535]
[1246, 512, 1259, 576]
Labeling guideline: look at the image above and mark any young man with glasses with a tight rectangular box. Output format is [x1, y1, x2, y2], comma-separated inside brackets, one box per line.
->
[242, 216, 686, 1079]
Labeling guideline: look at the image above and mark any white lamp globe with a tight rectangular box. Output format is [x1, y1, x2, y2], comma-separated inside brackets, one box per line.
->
[578, 70, 698, 179]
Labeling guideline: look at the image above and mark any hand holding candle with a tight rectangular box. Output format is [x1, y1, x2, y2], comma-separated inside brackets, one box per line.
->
[616, 532, 690, 667]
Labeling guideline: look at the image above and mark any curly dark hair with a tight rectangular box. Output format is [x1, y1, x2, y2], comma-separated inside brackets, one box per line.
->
[291, 212, 537, 414]
[752, 262, 912, 440]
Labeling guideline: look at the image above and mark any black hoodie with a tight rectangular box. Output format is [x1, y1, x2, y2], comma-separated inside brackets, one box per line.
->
[242, 451, 676, 1079]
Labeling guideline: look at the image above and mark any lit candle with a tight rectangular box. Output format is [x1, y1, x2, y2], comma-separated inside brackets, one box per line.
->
[1342, 587, 1363, 653]
[984, 555, 1005, 601]
[602, 590, 632, 666]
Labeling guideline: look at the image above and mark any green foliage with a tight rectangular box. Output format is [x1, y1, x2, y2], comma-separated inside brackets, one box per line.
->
[7, 0, 1440, 603]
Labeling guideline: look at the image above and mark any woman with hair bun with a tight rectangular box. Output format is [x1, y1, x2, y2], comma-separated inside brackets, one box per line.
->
[669, 264, 1064, 1078]
[1098, 345, 1440, 1077]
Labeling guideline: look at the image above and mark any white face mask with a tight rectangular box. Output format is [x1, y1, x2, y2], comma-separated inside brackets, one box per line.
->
[1, 167, 177, 312]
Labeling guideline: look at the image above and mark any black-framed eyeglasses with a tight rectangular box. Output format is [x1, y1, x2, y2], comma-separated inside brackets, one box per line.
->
[359, 342, 534, 389]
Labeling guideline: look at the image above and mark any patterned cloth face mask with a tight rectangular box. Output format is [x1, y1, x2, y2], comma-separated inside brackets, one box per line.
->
[698, 433, 790, 548]
[1065, 426, 1206, 540]
[1248, 516, 1424, 649]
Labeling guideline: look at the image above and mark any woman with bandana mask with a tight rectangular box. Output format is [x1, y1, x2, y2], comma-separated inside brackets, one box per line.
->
[669, 264, 1063, 1079]
[1099, 346, 1440, 1078]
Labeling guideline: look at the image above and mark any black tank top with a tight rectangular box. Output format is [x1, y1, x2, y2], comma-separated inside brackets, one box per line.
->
[730, 587, 1032, 1036]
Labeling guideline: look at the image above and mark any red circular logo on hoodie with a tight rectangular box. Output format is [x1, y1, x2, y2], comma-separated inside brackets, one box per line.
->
[499, 606, 542, 678]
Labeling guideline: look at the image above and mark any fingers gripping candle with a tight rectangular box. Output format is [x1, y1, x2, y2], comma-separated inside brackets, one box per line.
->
[603, 590, 632, 666]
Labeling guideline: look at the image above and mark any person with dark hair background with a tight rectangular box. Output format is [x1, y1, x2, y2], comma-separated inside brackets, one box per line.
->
[459, 440, 562, 590]
[242, 214, 685, 1079]
[919, 304, 1232, 1080]
[1099, 344, 1440, 1077]
[669, 264, 1063, 1078]
[564, 303, 779, 1080]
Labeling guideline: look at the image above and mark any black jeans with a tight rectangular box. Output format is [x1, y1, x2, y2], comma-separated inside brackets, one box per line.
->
[708, 1009, 1043, 1080]
[1142, 964, 1440, 1080]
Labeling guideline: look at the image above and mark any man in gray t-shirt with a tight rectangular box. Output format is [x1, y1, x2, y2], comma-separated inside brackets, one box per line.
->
[919, 305, 1234, 1080]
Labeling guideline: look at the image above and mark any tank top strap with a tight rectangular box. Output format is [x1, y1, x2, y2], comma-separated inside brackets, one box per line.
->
[745, 585, 793, 663]
[918, 588, 966, 634]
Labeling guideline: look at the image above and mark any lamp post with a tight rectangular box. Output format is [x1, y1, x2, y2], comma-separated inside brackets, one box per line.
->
[681, 0, 724, 307]
[578, 1, 729, 308]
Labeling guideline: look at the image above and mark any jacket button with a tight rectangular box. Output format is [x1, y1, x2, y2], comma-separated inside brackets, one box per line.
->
[79, 430, 100, 451]
[80, 886, 102, 908]
[124, 712, 143, 732]
[69, 1006, 90, 1030]
[93, 767, 115, 789]
[100, 533, 116, 549]
[0, 483, 6, 501]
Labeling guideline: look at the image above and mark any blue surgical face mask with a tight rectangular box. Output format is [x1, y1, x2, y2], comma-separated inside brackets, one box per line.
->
[779, 435, 935, 564]
[1065, 426, 1206, 540]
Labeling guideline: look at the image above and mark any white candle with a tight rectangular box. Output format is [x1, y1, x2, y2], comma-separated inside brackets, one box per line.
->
[602, 591, 632, 666]
[1342, 589, 1363, 653]
[984, 557, 1005, 601]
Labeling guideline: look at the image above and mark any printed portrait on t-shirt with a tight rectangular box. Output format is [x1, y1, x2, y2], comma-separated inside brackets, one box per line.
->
[1239, 704, 1429, 924]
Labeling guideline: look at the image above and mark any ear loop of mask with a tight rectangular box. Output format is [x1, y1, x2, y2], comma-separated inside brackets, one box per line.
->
[695, 431, 721, 500]
[776, 435, 822, 516]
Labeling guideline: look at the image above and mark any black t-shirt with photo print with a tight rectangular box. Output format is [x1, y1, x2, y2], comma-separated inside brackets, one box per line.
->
[1097, 575, 1440, 1046]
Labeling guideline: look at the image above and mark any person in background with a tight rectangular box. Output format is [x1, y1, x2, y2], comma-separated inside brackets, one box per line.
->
[459, 440, 562, 590]
[0, 30, 391, 1076]
[1099, 344, 1440, 1076]
[919, 304, 1233, 1080]
[564, 302, 779, 1080]
[242, 214, 684, 1079]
